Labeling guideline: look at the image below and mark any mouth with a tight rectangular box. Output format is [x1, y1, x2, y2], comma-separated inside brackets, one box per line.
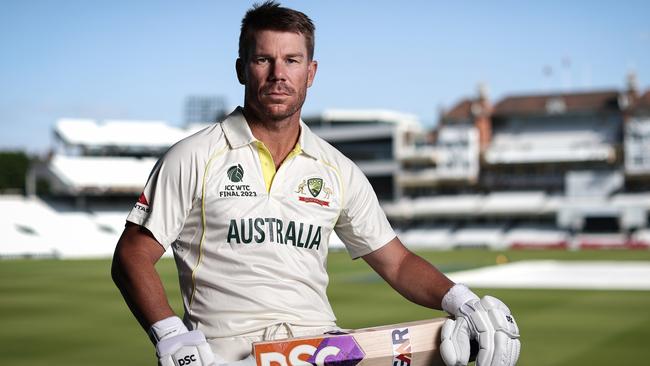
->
[262, 91, 292, 102]
[263, 84, 294, 97]
[264, 89, 291, 96]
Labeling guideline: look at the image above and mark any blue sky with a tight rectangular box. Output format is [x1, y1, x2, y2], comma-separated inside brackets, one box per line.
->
[1, 0, 648, 153]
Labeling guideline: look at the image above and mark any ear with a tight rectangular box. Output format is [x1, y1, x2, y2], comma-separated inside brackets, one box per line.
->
[235, 58, 246, 85]
[307, 60, 318, 88]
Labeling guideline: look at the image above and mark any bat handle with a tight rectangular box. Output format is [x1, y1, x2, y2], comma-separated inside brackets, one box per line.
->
[469, 339, 479, 362]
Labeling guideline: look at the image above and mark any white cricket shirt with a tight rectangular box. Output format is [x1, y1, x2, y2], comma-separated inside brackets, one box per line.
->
[127, 107, 396, 338]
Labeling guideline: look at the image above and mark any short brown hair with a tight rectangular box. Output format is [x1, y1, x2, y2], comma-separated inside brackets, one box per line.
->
[239, 1, 315, 61]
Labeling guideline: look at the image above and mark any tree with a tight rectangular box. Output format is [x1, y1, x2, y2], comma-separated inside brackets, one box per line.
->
[0, 151, 30, 194]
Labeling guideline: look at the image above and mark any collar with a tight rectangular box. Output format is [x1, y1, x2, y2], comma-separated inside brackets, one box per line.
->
[297, 120, 320, 160]
[220, 107, 257, 149]
[221, 106, 321, 160]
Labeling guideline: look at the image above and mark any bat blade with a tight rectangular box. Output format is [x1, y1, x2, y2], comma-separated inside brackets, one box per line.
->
[253, 318, 448, 366]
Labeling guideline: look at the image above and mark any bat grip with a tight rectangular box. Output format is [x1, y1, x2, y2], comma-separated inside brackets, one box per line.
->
[469, 339, 479, 362]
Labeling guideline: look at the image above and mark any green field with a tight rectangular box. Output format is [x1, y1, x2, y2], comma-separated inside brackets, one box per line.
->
[1, 249, 649, 365]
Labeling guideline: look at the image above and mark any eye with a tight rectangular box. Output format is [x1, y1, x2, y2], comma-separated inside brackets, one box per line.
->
[287, 58, 300, 64]
[255, 57, 269, 64]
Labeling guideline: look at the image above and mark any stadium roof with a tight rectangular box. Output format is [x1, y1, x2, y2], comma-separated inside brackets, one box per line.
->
[49, 155, 157, 194]
[442, 98, 491, 122]
[441, 88, 637, 123]
[308, 109, 421, 128]
[55, 118, 203, 149]
[493, 90, 621, 117]
[443, 99, 475, 121]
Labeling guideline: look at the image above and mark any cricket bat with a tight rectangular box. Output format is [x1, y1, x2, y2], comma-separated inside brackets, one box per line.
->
[253, 317, 476, 366]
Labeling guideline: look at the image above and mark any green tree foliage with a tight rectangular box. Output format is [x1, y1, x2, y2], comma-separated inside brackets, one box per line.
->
[0, 151, 30, 194]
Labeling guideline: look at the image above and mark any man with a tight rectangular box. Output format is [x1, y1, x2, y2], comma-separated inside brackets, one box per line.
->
[112, 2, 520, 366]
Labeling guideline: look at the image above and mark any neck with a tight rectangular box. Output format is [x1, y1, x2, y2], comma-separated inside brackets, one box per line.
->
[242, 106, 302, 168]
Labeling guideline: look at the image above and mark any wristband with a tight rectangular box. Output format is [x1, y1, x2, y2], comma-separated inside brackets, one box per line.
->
[441, 284, 480, 316]
[148, 316, 189, 344]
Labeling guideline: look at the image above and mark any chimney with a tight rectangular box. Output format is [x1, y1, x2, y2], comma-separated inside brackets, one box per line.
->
[627, 71, 639, 100]
[619, 71, 640, 112]
[478, 82, 489, 103]
[474, 82, 492, 152]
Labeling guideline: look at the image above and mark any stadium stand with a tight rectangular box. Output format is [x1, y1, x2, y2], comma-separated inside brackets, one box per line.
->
[392, 81, 650, 250]
[0, 195, 177, 259]
[504, 224, 570, 249]
[0, 195, 122, 258]
[49, 155, 157, 194]
[451, 223, 507, 249]
[398, 224, 455, 250]
[485, 116, 617, 164]
[575, 233, 630, 250]
[3, 82, 648, 258]
[410, 195, 482, 217]
[480, 191, 547, 216]
[0, 195, 58, 258]
[630, 229, 650, 248]
[328, 231, 346, 250]
[55, 118, 199, 151]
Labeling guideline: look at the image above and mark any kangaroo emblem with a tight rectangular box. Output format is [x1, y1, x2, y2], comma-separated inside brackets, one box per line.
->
[296, 180, 306, 194]
[323, 187, 333, 199]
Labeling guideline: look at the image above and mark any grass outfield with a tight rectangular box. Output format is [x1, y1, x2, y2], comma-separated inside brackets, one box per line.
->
[0, 249, 649, 365]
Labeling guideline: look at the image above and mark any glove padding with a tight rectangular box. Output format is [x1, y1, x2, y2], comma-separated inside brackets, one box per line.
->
[226, 354, 257, 366]
[157, 330, 217, 366]
[440, 296, 520, 366]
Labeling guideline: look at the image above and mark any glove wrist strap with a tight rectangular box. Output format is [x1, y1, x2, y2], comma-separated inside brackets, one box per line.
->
[441, 284, 480, 316]
[149, 315, 189, 344]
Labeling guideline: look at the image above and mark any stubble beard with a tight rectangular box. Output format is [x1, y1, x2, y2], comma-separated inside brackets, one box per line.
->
[247, 82, 308, 124]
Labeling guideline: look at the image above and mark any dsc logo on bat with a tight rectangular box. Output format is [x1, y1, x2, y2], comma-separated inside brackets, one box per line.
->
[254, 335, 365, 366]
[254, 328, 412, 366]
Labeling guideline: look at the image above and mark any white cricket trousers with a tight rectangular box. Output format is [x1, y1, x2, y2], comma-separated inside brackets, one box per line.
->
[207, 323, 339, 362]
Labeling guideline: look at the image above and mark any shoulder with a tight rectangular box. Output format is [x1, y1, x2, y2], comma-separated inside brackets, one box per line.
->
[301, 124, 359, 177]
[161, 122, 227, 167]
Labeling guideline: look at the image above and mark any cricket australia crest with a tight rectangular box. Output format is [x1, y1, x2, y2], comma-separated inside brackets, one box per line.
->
[296, 177, 332, 207]
[308, 178, 323, 197]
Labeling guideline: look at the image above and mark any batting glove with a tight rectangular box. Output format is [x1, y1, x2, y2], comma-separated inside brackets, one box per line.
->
[150, 316, 223, 366]
[440, 285, 520, 366]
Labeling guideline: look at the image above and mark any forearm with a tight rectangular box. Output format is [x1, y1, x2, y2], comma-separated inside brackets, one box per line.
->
[112, 255, 175, 330]
[111, 227, 175, 333]
[363, 239, 455, 311]
[389, 250, 455, 310]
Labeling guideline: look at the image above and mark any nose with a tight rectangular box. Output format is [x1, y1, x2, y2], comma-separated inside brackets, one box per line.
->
[268, 60, 287, 81]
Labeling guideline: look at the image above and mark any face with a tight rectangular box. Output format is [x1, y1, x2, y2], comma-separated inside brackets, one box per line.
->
[237, 30, 317, 123]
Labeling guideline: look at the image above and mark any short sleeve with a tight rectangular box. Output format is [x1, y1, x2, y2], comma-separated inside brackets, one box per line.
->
[126, 144, 199, 249]
[334, 163, 396, 259]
